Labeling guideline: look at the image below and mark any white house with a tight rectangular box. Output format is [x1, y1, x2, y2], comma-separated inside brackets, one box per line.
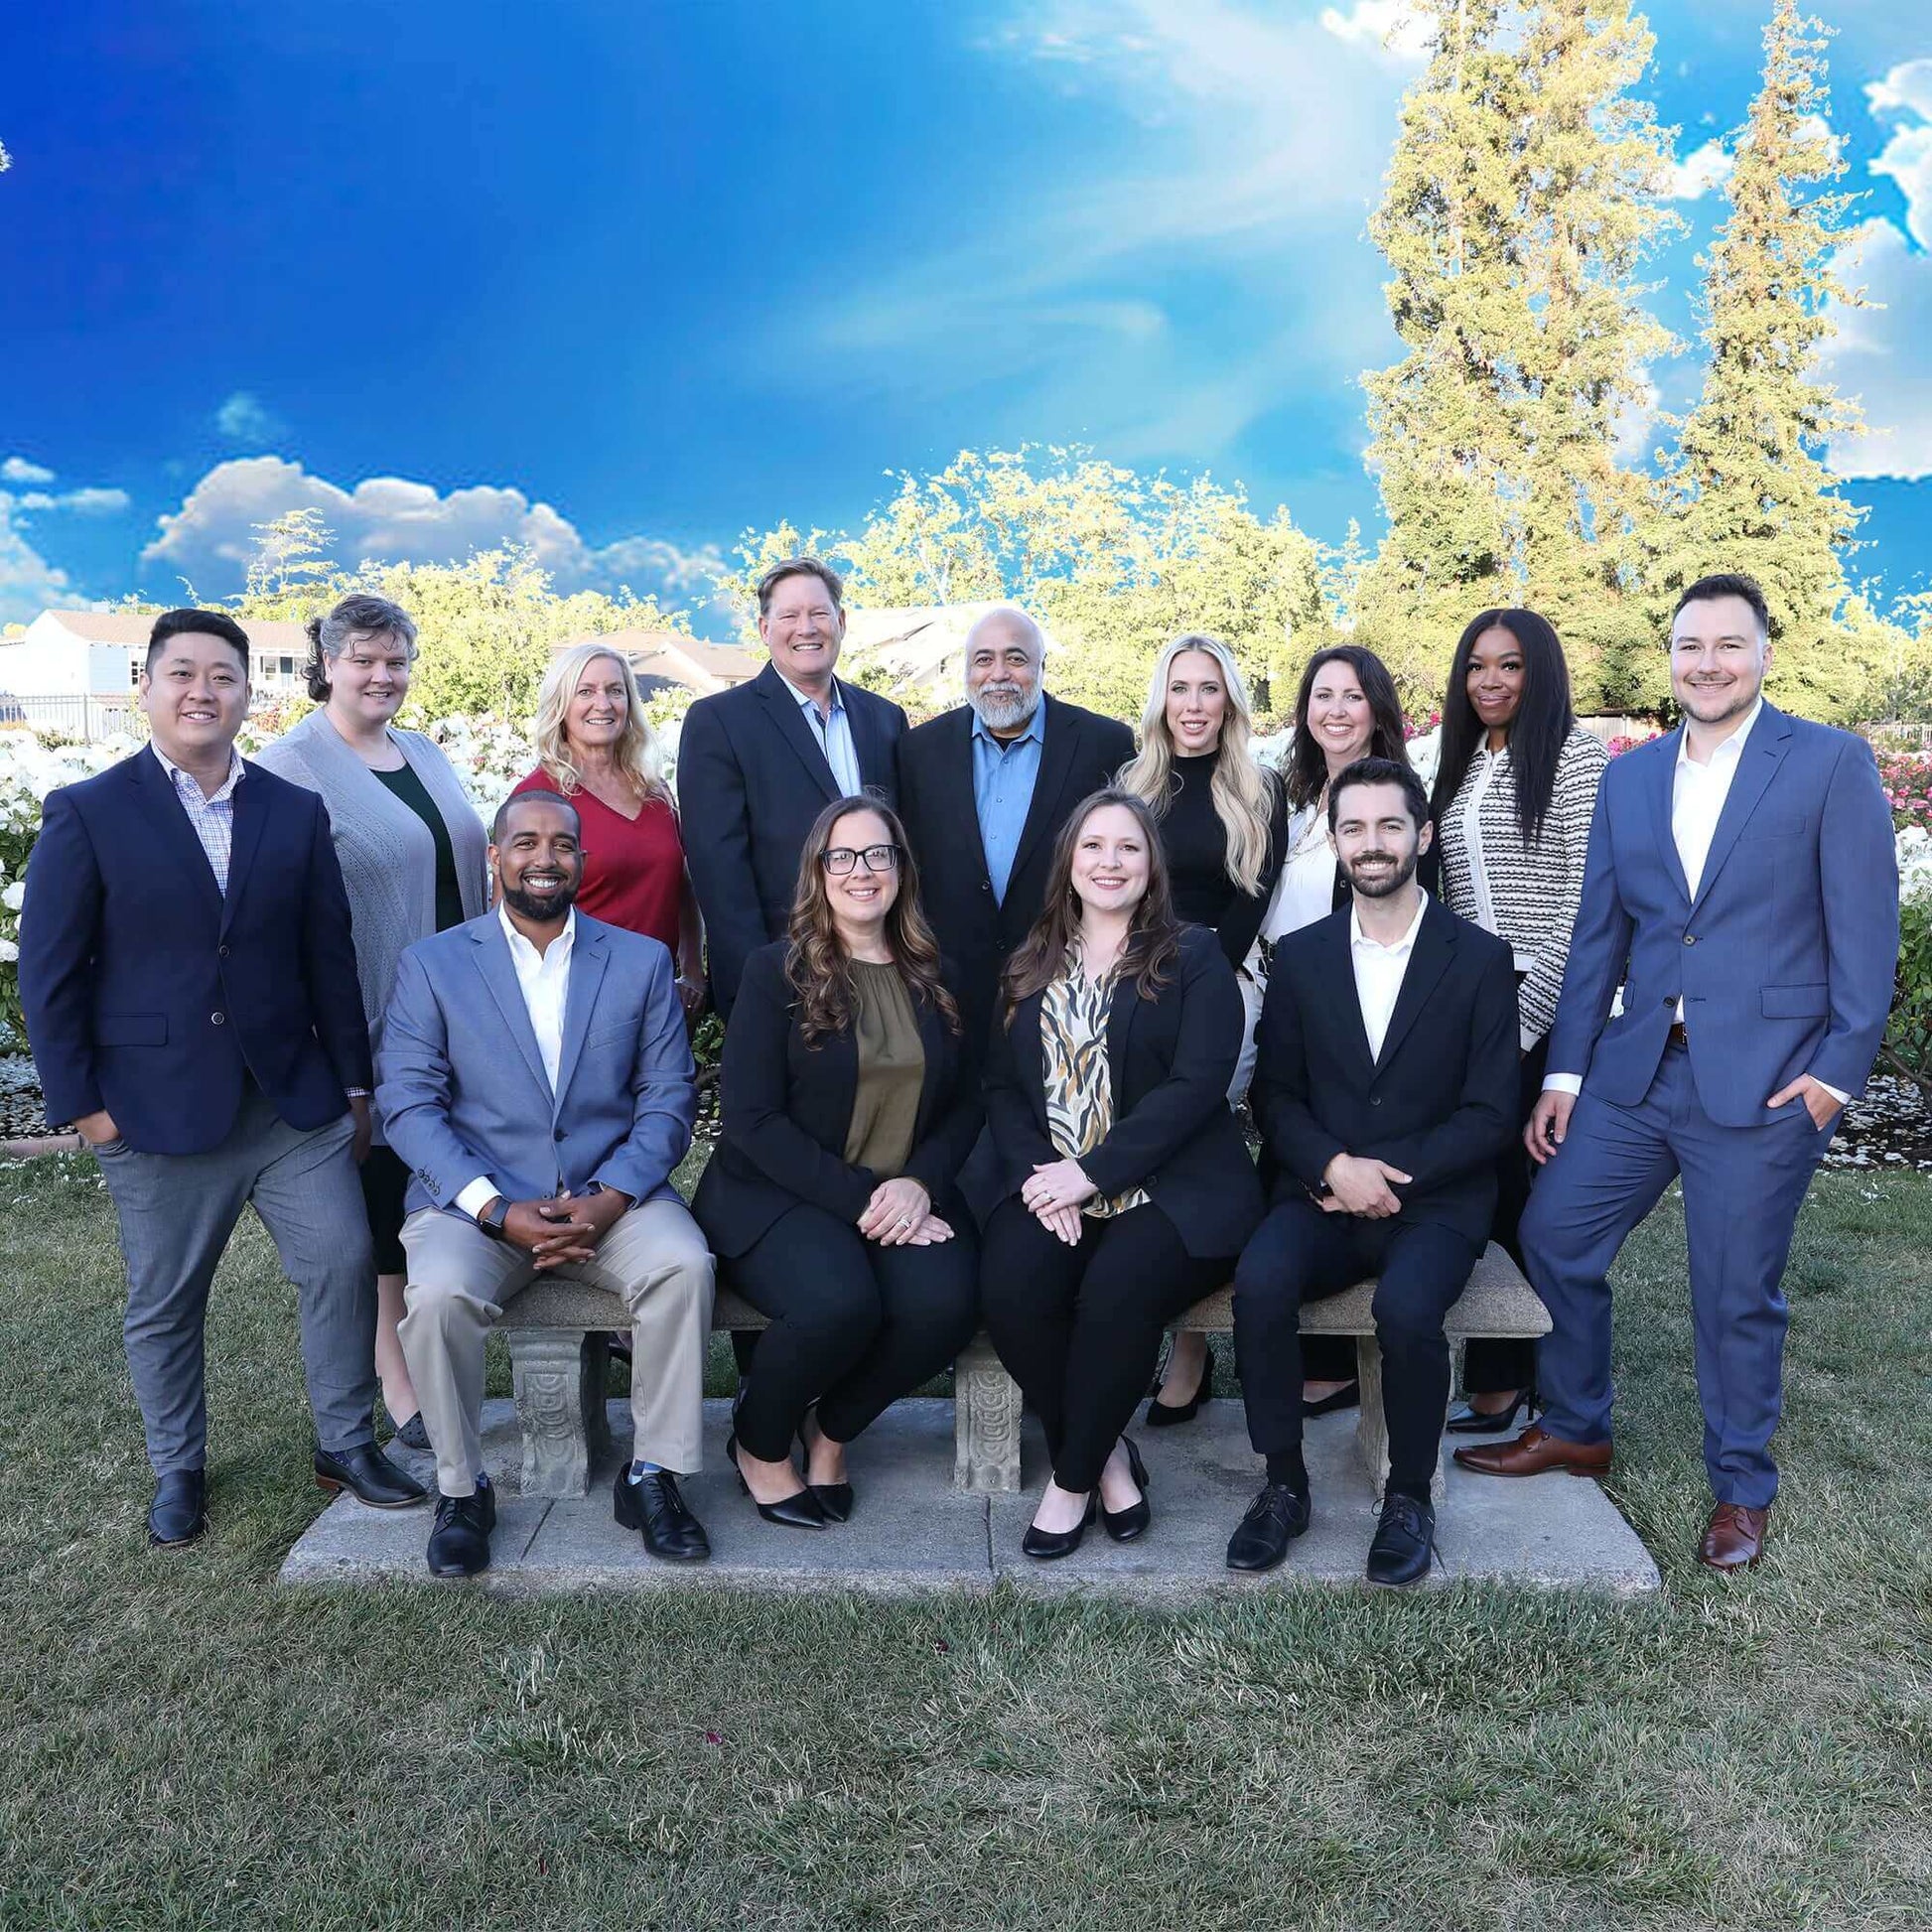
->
[0, 609, 311, 706]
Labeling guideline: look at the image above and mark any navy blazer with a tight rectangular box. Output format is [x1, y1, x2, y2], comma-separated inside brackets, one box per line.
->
[1547, 703, 1898, 1127]
[692, 941, 982, 1257]
[1253, 897, 1520, 1245]
[983, 924, 1263, 1259]
[18, 747, 369, 1154]
[677, 662, 907, 1021]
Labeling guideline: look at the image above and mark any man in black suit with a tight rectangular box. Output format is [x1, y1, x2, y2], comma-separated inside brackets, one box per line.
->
[1225, 757, 1517, 1587]
[677, 557, 907, 1021]
[895, 606, 1135, 1038]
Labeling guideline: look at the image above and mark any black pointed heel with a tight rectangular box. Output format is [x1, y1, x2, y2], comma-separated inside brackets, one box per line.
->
[1101, 1436, 1152, 1541]
[1146, 1341, 1214, 1428]
[1445, 1387, 1541, 1435]
[727, 1433, 828, 1530]
[797, 1412, 855, 1522]
[1021, 1491, 1097, 1560]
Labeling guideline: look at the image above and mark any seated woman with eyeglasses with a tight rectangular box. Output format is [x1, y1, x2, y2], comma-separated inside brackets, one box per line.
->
[693, 796, 984, 1530]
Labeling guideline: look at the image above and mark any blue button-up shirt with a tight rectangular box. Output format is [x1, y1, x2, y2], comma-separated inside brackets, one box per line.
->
[971, 705, 1045, 903]
[779, 671, 863, 797]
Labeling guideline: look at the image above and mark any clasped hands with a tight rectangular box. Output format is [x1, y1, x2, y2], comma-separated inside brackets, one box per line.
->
[499, 1185, 632, 1269]
[858, 1175, 954, 1247]
[1022, 1157, 1097, 1247]
[1319, 1152, 1412, 1218]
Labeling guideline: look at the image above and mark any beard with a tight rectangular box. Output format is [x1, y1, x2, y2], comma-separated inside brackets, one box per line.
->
[1344, 849, 1418, 898]
[970, 681, 1040, 734]
[501, 877, 579, 921]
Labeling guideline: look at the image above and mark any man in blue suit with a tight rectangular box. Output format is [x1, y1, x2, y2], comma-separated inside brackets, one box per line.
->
[19, 609, 424, 1547]
[1456, 574, 1898, 1570]
[378, 790, 715, 1577]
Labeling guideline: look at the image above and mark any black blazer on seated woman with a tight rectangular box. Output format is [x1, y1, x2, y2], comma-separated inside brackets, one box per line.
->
[693, 940, 984, 1259]
[983, 924, 1264, 1260]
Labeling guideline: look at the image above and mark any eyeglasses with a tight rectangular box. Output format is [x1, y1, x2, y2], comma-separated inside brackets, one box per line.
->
[822, 844, 900, 876]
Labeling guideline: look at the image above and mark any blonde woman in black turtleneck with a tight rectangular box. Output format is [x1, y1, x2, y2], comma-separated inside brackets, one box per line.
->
[1118, 632, 1287, 1425]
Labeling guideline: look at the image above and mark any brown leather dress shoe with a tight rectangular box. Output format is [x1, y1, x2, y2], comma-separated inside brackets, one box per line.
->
[1698, 1502, 1769, 1572]
[1452, 1424, 1612, 1478]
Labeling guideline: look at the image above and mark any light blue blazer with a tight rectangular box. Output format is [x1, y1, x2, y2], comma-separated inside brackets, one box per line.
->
[376, 909, 696, 1217]
[1546, 703, 1898, 1130]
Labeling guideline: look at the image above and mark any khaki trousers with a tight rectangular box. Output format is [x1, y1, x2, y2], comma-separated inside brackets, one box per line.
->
[398, 1198, 714, 1497]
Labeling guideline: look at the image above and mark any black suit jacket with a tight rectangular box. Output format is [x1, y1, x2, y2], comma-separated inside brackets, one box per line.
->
[678, 663, 907, 1020]
[896, 694, 1135, 1037]
[691, 942, 983, 1257]
[984, 925, 1263, 1259]
[1253, 896, 1518, 1244]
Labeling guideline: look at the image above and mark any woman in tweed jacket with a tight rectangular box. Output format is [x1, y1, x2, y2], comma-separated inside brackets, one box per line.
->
[1429, 609, 1608, 1430]
[257, 595, 488, 1449]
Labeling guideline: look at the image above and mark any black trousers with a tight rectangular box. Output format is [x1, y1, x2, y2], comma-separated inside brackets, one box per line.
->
[725, 1199, 981, 1462]
[1462, 1032, 1549, 1395]
[1233, 1200, 1482, 1496]
[980, 1199, 1233, 1492]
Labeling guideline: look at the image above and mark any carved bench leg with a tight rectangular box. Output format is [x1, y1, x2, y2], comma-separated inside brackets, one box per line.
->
[954, 1336, 1023, 1493]
[1351, 1333, 1447, 1505]
[507, 1329, 611, 1499]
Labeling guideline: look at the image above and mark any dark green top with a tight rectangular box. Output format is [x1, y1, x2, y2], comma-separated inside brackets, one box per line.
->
[374, 762, 467, 932]
[842, 960, 925, 1178]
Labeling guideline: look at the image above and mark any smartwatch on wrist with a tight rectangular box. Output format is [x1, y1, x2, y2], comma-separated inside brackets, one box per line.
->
[477, 1195, 510, 1240]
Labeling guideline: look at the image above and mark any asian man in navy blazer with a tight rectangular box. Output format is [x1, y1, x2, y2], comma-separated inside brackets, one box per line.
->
[1457, 575, 1899, 1572]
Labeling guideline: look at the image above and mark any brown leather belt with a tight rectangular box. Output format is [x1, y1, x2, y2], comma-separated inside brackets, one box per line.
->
[1667, 1021, 1689, 1049]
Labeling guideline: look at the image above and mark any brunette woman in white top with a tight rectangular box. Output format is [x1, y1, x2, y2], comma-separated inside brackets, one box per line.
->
[1430, 609, 1608, 1432]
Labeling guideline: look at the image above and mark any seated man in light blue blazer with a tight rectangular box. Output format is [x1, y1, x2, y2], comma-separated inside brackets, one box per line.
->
[1456, 573, 1898, 1572]
[377, 792, 715, 1578]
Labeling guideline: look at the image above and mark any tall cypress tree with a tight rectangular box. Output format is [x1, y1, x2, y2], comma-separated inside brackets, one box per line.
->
[1652, 0, 1866, 719]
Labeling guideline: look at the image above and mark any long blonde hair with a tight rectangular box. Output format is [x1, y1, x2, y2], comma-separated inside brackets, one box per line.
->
[1117, 632, 1278, 897]
[532, 643, 669, 804]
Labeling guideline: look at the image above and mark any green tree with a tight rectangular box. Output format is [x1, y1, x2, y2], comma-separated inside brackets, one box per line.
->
[1651, 0, 1868, 721]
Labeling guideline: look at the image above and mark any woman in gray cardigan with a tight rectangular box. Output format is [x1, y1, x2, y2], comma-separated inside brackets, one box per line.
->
[256, 594, 488, 1449]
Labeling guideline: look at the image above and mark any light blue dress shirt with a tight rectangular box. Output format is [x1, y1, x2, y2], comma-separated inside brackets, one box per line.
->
[779, 671, 863, 797]
[971, 705, 1045, 903]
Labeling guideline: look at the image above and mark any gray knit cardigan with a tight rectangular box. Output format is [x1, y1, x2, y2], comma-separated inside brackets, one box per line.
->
[255, 712, 490, 1082]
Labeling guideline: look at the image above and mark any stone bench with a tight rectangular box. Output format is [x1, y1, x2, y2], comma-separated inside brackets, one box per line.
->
[497, 1243, 1548, 1504]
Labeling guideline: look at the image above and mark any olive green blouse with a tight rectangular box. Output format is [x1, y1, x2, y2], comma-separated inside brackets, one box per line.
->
[843, 960, 926, 1177]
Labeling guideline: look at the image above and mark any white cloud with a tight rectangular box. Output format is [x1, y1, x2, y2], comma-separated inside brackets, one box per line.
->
[0, 498, 81, 625]
[214, 391, 286, 447]
[1317, 1, 1430, 61]
[139, 456, 727, 619]
[1866, 58, 1932, 122]
[1663, 138, 1734, 201]
[1, 456, 56, 484]
[14, 485, 131, 515]
[1612, 372, 1663, 465]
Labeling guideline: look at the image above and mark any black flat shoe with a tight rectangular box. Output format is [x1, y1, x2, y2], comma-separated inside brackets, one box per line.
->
[387, 1411, 432, 1452]
[614, 1465, 711, 1561]
[426, 1476, 494, 1578]
[1022, 1492, 1098, 1561]
[314, 1442, 428, 1509]
[727, 1434, 828, 1530]
[1302, 1378, 1361, 1419]
[1365, 1491, 1437, 1588]
[1145, 1342, 1214, 1428]
[147, 1469, 207, 1548]
[1225, 1480, 1311, 1572]
[1101, 1437, 1152, 1541]
[1445, 1388, 1540, 1435]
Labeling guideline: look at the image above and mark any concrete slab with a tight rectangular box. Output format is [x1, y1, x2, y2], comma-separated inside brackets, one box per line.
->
[279, 1395, 1659, 1598]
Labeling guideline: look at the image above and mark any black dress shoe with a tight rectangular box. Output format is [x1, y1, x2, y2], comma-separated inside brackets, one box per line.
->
[148, 1469, 207, 1548]
[388, 1412, 432, 1452]
[1224, 1480, 1311, 1571]
[1100, 1436, 1152, 1541]
[1302, 1378, 1361, 1419]
[797, 1417, 855, 1522]
[1022, 1491, 1098, 1560]
[727, 1435, 828, 1530]
[1145, 1341, 1214, 1428]
[1444, 1388, 1539, 1435]
[426, 1477, 494, 1578]
[314, 1443, 429, 1509]
[614, 1465, 711, 1562]
[1365, 1491, 1437, 1587]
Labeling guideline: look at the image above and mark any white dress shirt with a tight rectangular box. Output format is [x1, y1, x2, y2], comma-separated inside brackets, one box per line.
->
[1350, 893, 1428, 1062]
[454, 906, 578, 1219]
[778, 670, 863, 797]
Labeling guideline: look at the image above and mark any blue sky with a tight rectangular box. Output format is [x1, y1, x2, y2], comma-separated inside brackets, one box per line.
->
[2, 0, 1929, 635]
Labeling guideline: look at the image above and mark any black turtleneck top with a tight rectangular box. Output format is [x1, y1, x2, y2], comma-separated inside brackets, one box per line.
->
[1159, 750, 1289, 969]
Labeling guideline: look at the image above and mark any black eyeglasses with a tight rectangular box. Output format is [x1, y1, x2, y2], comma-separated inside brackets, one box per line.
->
[822, 843, 900, 876]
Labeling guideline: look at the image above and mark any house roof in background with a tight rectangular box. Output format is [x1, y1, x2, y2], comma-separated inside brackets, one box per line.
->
[29, 609, 312, 654]
[555, 628, 762, 693]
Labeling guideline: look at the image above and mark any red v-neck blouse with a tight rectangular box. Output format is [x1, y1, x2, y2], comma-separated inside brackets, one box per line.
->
[510, 766, 685, 952]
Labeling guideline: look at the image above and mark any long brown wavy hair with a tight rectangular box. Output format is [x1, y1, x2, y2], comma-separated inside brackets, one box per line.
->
[786, 795, 959, 1046]
[1002, 788, 1181, 1021]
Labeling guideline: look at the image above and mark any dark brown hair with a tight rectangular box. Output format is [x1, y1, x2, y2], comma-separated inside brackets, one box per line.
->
[1671, 571, 1770, 639]
[785, 794, 958, 1046]
[1283, 644, 1413, 812]
[1001, 788, 1181, 1020]
[758, 556, 844, 618]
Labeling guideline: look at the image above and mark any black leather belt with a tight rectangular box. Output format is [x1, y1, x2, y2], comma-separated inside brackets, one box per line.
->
[1667, 1022, 1689, 1049]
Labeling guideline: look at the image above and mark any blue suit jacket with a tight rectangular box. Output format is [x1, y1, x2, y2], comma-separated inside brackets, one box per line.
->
[375, 909, 696, 1218]
[19, 747, 369, 1153]
[1547, 704, 1898, 1129]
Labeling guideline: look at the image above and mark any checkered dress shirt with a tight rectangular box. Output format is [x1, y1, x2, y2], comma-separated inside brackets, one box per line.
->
[152, 745, 246, 895]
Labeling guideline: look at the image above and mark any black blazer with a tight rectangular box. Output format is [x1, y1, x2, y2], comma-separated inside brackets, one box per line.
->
[692, 941, 983, 1258]
[1253, 897, 1518, 1245]
[984, 924, 1263, 1259]
[896, 694, 1135, 1036]
[677, 663, 908, 1020]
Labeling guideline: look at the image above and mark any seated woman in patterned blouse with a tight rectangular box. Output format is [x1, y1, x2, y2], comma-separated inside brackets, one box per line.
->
[979, 789, 1263, 1560]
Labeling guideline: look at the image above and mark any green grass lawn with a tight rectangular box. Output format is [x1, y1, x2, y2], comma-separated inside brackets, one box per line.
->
[3, 1153, 1931, 1931]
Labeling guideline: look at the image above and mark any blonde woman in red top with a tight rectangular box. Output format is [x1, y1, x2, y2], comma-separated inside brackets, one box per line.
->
[511, 642, 705, 1019]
